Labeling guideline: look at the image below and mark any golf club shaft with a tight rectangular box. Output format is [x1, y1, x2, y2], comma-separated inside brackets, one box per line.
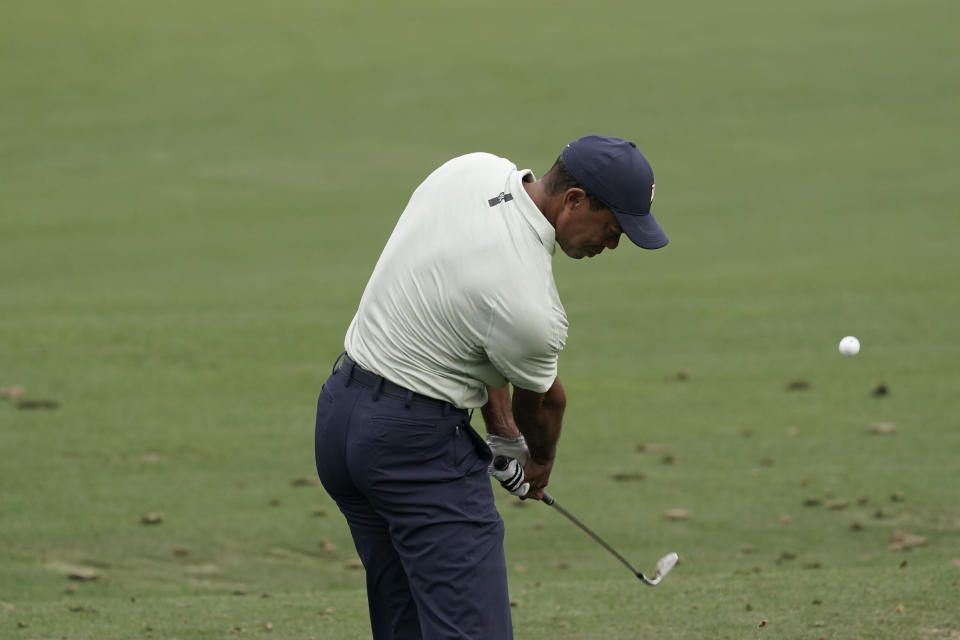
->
[541, 491, 640, 576]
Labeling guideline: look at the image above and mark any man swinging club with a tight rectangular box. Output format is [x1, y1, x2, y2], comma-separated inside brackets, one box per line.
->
[314, 134, 668, 639]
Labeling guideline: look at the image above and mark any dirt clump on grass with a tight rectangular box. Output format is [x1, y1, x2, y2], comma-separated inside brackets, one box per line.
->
[0, 385, 26, 400]
[636, 443, 670, 454]
[889, 530, 927, 551]
[870, 422, 896, 434]
[16, 399, 59, 410]
[67, 567, 100, 581]
[609, 470, 645, 482]
[290, 476, 321, 487]
[141, 512, 164, 525]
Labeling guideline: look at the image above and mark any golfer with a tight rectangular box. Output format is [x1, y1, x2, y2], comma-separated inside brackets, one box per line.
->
[315, 135, 668, 639]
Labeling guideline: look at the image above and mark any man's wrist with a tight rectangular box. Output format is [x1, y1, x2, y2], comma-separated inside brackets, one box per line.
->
[485, 427, 523, 439]
[526, 442, 556, 465]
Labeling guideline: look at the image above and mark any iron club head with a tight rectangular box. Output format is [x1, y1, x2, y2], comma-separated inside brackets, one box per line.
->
[637, 552, 679, 586]
[540, 489, 680, 587]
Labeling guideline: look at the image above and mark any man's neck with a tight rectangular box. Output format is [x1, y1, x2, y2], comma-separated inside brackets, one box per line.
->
[523, 179, 558, 228]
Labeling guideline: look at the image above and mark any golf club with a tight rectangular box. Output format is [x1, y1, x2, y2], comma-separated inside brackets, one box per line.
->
[493, 455, 678, 586]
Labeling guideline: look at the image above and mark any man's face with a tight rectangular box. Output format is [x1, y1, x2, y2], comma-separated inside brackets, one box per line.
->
[555, 193, 624, 259]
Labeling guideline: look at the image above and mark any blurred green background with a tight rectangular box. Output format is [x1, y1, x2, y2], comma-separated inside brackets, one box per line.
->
[2, 0, 958, 638]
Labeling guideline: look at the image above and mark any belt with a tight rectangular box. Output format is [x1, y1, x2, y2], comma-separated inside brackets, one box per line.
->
[337, 353, 460, 412]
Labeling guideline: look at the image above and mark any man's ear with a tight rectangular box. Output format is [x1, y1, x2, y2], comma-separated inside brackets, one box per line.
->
[562, 187, 587, 210]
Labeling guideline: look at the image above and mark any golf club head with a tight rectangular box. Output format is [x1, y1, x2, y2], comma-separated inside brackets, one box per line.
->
[637, 552, 679, 586]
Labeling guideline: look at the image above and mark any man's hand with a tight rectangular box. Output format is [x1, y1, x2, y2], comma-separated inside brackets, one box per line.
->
[489, 453, 554, 500]
[487, 435, 530, 496]
[490, 455, 529, 497]
[520, 456, 554, 501]
[486, 434, 529, 468]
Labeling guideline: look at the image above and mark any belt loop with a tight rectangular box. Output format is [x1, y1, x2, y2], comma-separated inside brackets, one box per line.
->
[332, 351, 346, 374]
[343, 360, 356, 388]
[403, 389, 414, 409]
[371, 377, 384, 401]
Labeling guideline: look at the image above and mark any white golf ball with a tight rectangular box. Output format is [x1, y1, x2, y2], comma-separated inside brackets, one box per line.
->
[839, 336, 860, 356]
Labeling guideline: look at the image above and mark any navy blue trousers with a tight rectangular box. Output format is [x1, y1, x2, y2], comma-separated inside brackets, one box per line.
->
[315, 358, 513, 640]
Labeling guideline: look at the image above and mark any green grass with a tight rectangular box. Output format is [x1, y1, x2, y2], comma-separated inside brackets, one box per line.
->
[2, 0, 959, 638]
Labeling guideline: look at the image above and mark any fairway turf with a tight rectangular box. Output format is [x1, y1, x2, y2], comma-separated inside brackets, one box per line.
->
[2, 0, 959, 638]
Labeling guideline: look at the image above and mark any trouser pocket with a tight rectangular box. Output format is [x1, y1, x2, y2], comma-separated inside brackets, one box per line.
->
[453, 422, 492, 473]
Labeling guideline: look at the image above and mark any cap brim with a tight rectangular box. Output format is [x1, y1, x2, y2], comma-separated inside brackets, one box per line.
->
[613, 209, 669, 249]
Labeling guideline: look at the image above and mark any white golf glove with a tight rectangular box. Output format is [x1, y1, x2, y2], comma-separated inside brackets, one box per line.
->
[487, 435, 530, 497]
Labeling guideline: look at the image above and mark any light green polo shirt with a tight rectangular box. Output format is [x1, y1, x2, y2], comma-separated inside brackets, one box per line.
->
[344, 152, 568, 409]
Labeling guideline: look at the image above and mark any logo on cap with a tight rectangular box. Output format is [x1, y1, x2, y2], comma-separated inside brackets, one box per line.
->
[650, 183, 655, 205]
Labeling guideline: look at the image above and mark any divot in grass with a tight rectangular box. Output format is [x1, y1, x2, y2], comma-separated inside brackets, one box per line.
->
[45, 562, 101, 582]
[889, 531, 927, 551]
[16, 399, 59, 410]
[636, 443, 670, 453]
[291, 476, 321, 487]
[0, 385, 25, 399]
[870, 422, 896, 435]
[141, 512, 164, 525]
[609, 470, 645, 482]
[871, 382, 890, 397]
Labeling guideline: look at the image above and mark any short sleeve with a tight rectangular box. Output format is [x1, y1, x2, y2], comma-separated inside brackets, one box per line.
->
[484, 291, 568, 393]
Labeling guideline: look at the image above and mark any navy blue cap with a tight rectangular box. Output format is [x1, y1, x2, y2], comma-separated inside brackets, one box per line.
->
[562, 135, 668, 250]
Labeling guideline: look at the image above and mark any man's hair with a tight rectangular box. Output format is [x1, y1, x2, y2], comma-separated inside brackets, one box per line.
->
[543, 156, 607, 211]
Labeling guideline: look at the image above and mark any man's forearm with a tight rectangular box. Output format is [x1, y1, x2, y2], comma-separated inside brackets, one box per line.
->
[512, 378, 566, 463]
[481, 385, 522, 438]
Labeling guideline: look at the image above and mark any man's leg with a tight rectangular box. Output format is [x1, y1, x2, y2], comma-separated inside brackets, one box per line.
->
[394, 483, 512, 640]
[316, 374, 422, 639]
[335, 494, 422, 639]
[349, 406, 513, 640]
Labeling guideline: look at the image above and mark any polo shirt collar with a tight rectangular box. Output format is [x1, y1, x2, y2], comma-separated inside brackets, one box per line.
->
[510, 169, 556, 255]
